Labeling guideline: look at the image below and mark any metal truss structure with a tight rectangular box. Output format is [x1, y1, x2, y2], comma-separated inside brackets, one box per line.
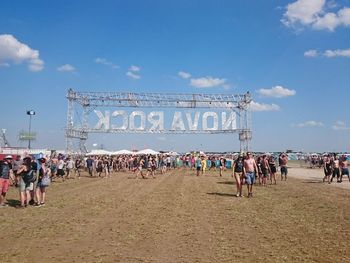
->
[65, 89, 252, 153]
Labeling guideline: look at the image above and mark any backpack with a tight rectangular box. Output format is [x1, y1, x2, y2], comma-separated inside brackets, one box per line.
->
[23, 170, 37, 184]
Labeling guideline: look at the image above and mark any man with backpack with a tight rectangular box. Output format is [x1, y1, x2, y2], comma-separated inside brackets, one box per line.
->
[0, 155, 14, 207]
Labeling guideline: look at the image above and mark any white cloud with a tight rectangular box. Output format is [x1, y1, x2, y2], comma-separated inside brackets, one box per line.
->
[296, 120, 324, 127]
[323, 48, 350, 57]
[95, 57, 119, 69]
[312, 12, 340, 30]
[190, 76, 227, 88]
[126, 71, 140, 79]
[304, 49, 319, 57]
[250, 101, 280, 112]
[282, 0, 350, 31]
[178, 71, 191, 79]
[129, 65, 140, 72]
[332, 121, 350, 130]
[0, 34, 44, 72]
[57, 64, 75, 72]
[257, 86, 296, 98]
[305, 48, 350, 58]
[282, 0, 325, 27]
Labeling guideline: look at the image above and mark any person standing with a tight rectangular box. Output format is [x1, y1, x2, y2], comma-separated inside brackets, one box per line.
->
[0, 156, 14, 207]
[243, 152, 258, 198]
[195, 156, 202, 176]
[35, 158, 50, 207]
[332, 156, 341, 183]
[232, 155, 244, 197]
[86, 156, 94, 177]
[269, 156, 277, 185]
[12, 155, 22, 187]
[65, 157, 74, 179]
[323, 155, 333, 184]
[17, 157, 34, 208]
[340, 155, 349, 182]
[57, 157, 65, 182]
[75, 158, 82, 179]
[279, 154, 288, 181]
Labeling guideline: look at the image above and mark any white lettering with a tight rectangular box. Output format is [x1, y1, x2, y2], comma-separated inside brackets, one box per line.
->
[171, 111, 185, 130]
[222, 111, 236, 130]
[111, 110, 128, 130]
[148, 111, 164, 132]
[129, 111, 146, 130]
[202, 112, 218, 131]
[185, 112, 200, 131]
[94, 110, 110, 130]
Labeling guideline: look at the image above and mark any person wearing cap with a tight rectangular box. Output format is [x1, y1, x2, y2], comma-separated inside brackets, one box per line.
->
[243, 152, 258, 198]
[0, 155, 14, 207]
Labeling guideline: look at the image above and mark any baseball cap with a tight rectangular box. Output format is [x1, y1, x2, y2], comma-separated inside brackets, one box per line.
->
[5, 155, 13, 159]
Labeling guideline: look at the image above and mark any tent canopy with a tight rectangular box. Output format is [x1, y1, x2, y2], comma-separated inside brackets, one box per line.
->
[165, 151, 179, 156]
[111, 149, 134, 155]
[136, 149, 160, 155]
[86, 149, 111, 156]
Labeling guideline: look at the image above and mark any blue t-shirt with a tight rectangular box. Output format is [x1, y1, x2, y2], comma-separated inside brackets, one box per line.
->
[86, 158, 94, 167]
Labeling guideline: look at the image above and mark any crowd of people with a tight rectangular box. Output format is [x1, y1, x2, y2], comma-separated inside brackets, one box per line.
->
[0, 151, 349, 207]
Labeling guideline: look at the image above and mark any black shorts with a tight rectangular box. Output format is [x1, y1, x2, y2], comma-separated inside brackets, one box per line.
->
[281, 166, 288, 175]
[196, 166, 201, 171]
[57, 169, 65, 176]
[270, 166, 277, 174]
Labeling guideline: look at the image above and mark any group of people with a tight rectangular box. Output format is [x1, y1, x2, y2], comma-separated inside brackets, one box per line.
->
[1, 151, 349, 207]
[322, 154, 349, 184]
[231, 153, 289, 198]
[0, 155, 50, 208]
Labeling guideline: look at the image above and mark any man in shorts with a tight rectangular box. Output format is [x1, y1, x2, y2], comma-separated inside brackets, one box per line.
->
[279, 154, 288, 181]
[0, 155, 14, 207]
[243, 152, 258, 198]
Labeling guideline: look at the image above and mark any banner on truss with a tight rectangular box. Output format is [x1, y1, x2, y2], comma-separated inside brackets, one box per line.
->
[92, 110, 237, 133]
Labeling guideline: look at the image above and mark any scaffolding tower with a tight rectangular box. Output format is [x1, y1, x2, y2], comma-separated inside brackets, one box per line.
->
[65, 89, 252, 153]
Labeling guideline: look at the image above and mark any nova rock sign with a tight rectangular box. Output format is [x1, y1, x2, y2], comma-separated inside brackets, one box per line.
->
[94, 110, 237, 132]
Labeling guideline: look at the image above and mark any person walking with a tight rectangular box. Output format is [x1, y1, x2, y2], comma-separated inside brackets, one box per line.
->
[243, 152, 258, 198]
[0, 155, 14, 207]
[232, 155, 244, 197]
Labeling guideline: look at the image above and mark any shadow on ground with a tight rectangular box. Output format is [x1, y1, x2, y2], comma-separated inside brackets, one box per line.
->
[217, 181, 235, 185]
[6, 199, 21, 208]
[207, 192, 236, 197]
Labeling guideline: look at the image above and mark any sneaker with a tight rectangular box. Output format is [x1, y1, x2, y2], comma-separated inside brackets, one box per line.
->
[34, 203, 41, 207]
[40, 202, 45, 206]
[236, 193, 240, 197]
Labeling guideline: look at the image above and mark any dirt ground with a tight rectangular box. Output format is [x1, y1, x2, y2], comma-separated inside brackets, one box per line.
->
[0, 167, 349, 263]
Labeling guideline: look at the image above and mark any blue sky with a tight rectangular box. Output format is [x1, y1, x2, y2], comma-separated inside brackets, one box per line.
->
[0, 0, 350, 152]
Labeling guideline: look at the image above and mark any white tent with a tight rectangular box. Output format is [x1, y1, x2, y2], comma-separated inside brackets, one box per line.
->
[111, 149, 134, 155]
[86, 149, 111, 156]
[136, 149, 160, 155]
[166, 151, 179, 156]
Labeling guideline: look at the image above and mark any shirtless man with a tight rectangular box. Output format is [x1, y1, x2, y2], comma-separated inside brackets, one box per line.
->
[279, 154, 288, 181]
[340, 155, 349, 182]
[243, 152, 258, 198]
[332, 156, 341, 183]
